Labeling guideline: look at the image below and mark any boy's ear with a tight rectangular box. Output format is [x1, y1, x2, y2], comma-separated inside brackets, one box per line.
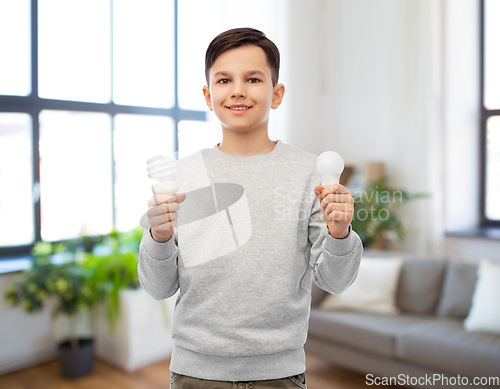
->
[202, 85, 212, 111]
[271, 83, 285, 109]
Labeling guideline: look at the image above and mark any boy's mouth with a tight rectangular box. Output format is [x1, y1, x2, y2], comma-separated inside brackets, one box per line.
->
[227, 105, 252, 111]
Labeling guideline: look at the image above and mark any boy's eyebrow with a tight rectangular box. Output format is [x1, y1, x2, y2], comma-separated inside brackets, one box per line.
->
[213, 70, 266, 78]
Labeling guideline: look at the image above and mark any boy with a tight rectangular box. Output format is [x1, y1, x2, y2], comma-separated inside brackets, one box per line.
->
[138, 27, 363, 388]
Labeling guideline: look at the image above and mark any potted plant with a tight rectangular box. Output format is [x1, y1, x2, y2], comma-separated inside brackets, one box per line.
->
[4, 243, 107, 379]
[82, 228, 142, 335]
[4, 226, 174, 375]
[350, 175, 431, 249]
[87, 227, 174, 372]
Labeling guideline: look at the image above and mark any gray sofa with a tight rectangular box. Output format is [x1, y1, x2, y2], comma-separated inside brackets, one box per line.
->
[305, 250, 500, 389]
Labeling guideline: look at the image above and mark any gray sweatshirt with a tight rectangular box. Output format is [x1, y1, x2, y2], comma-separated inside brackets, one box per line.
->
[138, 139, 363, 382]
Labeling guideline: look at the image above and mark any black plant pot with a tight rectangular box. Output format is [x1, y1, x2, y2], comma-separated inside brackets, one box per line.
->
[57, 337, 94, 379]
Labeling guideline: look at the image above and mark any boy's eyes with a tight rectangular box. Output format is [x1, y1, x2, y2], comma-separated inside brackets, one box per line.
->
[217, 78, 261, 84]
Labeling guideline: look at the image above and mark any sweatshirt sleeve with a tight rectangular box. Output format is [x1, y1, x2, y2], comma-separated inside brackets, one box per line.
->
[138, 228, 180, 300]
[308, 191, 363, 295]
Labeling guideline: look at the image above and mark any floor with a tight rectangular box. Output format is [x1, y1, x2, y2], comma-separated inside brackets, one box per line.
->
[0, 353, 400, 389]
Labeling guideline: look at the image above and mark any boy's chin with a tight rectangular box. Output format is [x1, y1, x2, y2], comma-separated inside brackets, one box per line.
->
[220, 123, 260, 133]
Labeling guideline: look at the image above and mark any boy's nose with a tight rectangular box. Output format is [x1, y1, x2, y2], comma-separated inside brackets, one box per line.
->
[231, 81, 246, 97]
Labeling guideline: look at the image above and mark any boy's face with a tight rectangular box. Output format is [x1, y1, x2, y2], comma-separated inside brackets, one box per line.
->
[203, 44, 284, 134]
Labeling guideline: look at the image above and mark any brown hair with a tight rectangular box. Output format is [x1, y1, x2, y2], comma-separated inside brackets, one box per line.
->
[205, 27, 280, 87]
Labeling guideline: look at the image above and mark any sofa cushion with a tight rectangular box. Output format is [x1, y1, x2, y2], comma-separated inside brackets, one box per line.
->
[464, 259, 500, 335]
[311, 250, 402, 308]
[397, 258, 447, 314]
[396, 318, 500, 378]
[318, 257, 403, 315]
[437, 261, 477, 319]
[308, 308, 431, 358]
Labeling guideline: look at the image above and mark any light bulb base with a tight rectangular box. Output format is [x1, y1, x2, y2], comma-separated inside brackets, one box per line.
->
[321, 174, 340, 186]
[153, 181, 178, 194]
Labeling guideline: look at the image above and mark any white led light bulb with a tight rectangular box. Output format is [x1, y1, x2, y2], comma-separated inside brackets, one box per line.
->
[316, 151, 344, 186]
[139, 155, 178, 229]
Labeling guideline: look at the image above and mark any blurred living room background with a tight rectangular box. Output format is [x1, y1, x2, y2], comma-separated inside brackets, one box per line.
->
[0, 0, 499, 388]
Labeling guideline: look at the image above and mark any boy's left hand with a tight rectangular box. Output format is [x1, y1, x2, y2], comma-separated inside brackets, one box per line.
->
[314, 184, 354, 239]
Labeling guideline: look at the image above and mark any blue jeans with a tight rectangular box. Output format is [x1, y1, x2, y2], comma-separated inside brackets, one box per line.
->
[170, 371, 307, 389]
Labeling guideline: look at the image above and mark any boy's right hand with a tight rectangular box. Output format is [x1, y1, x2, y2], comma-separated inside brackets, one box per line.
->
[147, 192, 186, 243]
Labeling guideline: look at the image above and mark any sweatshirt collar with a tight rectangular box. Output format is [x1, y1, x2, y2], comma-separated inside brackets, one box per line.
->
[207, 139, 285, 163]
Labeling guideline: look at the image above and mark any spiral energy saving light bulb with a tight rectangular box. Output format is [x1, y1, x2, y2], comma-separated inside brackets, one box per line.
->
[316, 151, 344, 186]
[139, 154, 178, 229]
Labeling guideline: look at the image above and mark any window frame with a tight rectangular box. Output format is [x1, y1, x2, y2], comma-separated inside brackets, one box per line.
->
[479, 0, 500, 228]
[0, 0, 206, 258]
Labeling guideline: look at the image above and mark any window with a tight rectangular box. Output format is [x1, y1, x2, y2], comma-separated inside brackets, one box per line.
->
[480, 0, 500, 226]
[0, 0, 287, 258]
[0, 0, 206, 257]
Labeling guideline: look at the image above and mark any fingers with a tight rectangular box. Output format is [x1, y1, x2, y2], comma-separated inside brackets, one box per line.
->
[146, 192, 186, 240]
[148, 202, 179, 218]
[148, 193, 176, 207]
[174, 192, 187, 203]
[314, 184, 354, 224]
[151, 216, 178, 230]
[320, 193, 354, 208]
[148, 201, 179, 227]
[314, 185, 353, 207]
[150, 210, 178, 238]
[316, 184, 351, 198]
[323, 202, 354, 222]
[147, 192, 186, 208]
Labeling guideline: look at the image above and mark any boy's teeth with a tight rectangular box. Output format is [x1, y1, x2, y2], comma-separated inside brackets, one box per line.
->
[230, 107, 249, 110]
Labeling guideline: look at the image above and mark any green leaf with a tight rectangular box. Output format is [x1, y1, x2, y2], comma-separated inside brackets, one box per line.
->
[349, 175, 431, 248]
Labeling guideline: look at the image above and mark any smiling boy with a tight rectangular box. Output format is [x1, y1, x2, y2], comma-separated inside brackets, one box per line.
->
[138, 27, 363, 388]
[203, 43, 281, 158]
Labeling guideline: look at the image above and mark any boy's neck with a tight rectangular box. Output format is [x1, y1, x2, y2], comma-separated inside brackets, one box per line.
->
[217, 136, 277, 157]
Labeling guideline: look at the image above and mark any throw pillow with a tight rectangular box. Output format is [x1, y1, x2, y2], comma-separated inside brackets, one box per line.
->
[437, 261, 477, 319]
[319, 257, 403, 315]
[396, 258, 447, 314]
[463, 259, 500, 335]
